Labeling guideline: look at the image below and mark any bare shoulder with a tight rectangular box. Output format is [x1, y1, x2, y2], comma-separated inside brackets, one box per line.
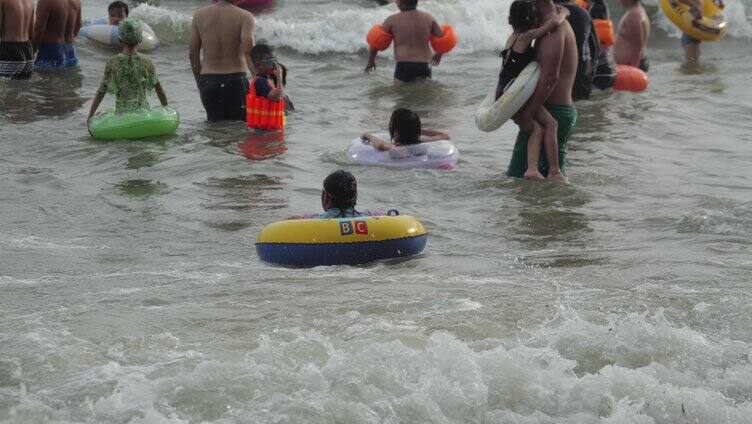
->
[418, 10, 436, 22]
[236, 7, 255, 21]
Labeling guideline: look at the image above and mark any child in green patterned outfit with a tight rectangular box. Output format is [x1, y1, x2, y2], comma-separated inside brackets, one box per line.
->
[87, 18, 169, 124]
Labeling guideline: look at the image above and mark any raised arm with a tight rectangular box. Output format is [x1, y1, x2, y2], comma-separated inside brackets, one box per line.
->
[265, 64, 286, 102]
[241, 12, 255, 74]
[514, 29, 565, 130]
[32, 1, 50, 50]
[523, 7, 569, 42]
[188, 17, 202, 86]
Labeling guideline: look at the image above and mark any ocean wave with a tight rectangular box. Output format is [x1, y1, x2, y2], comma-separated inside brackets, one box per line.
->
[129, 0, 752, 53]
[6, 309, 752, 422]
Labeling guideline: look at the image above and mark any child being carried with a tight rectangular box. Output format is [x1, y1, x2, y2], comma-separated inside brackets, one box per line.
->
[498, 1, 569, 181]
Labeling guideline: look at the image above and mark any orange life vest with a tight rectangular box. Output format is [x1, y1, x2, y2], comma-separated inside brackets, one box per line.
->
[246, 76, 286, 131]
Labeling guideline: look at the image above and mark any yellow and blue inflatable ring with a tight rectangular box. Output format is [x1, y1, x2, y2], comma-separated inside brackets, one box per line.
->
[660, 0, 727, 42]
[256, 215, 427, 266]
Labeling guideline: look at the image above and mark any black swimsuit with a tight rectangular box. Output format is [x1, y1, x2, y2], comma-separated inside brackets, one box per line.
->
[495, 35, 536, 100]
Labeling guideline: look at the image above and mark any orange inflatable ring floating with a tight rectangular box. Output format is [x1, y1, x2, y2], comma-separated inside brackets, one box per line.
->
[593, 19, 615, 48]
[613, 64, 648, 92]
[367, 25, 393, 51]
[430, 25, 457, 54]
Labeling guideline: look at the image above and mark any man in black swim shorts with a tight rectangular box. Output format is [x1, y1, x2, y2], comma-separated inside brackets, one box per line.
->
[364, 0, 445, 83]
[190, 0, 255, 122]
[0, 42, 34, 80]
[0, 0, 35, 79]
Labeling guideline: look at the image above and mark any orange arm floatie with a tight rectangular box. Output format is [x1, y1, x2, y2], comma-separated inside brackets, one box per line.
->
[430, 25, 458, 54]
[367, 24, 393, 51]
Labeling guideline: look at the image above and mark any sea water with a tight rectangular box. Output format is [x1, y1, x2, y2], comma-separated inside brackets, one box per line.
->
[1, 0, 751, 422]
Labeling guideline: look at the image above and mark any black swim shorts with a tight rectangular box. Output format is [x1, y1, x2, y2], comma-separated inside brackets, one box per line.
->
[199, 73, 249, 122]
[394, 61, 432, 83]
[0, 41, 34, 79]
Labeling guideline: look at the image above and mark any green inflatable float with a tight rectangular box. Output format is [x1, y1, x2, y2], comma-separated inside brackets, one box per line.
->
[89, 107, 180, 140]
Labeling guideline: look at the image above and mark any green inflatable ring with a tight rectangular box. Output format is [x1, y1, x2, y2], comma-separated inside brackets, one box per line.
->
[89, 107, 180, 140]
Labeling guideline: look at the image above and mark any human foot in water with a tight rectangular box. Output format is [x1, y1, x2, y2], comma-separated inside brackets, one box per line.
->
[547, 171, 569, 183]
[524, 169, 546, 181]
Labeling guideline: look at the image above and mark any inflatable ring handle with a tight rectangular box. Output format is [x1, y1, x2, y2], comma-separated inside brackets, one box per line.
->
[594, 19, 615, 48]
[430, 25, 458, 54]
[367, 24, 393, 51]
[613, 64, 648, 92]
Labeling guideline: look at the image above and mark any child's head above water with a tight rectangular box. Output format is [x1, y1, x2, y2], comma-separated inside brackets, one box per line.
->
[250, 44, 277, 76]
[108, 1, 129, 26]
[322, 170, 358, 211]
[118, 18, 143, 48]
[389, 108, 421, 146]
[508, 0, 538, 32]
[397, 0, 419, 11]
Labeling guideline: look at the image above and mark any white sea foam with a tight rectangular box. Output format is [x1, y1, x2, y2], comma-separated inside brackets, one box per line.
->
[129, 0, 751, 53]
[6, 309, 751, 422]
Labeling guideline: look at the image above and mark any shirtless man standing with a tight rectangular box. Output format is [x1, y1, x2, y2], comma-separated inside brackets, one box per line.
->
[614, 0, 651, 72]
[189, 0, 255, 122]
[33, 0, 81, 70]
[364, 0, 444, 83]
[508, 0, 578, 178]
[0, 0, 35, 79]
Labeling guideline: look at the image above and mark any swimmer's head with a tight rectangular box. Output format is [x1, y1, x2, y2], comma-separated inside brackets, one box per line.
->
[118, 17, 143, 47]
[397, 0, 419, 11]
[251, 44, 277, 75]
[108, 1, 129, 26]
[322, 170, 358, 211]
[389, 108, 422, 146]
[509, 0, 538, 32]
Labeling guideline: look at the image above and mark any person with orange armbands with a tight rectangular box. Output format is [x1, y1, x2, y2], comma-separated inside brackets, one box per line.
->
[246, 44, 286, 132]
[614, 0, 651, 72]
[364, 0, 448, 83]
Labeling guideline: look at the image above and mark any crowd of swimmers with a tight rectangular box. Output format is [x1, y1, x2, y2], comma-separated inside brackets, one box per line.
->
[0, 0, 722, 217]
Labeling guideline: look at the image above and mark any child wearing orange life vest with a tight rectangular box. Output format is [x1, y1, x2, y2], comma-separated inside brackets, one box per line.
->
[246, 44, 286, 131]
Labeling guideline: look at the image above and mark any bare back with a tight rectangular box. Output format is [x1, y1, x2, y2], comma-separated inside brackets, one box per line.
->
[191, 2, 255, 75]
[0, 0, 35, 42]
[383, 10, 440, 63]
[33, 0, 80, 46]
[540, 21, 577, 106]
[614, 4, 650, 66]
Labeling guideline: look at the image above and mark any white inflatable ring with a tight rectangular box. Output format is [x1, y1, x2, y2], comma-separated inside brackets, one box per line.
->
[347, 134, 459, 170]
[80, 18, 159, 51]
[475, 61, 540, 133]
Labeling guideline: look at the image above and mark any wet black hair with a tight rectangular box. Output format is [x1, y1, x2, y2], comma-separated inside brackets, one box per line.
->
[399, 0, 419, 11]
[323, 170, 357, 210]
[108, 1, 129, 16]
[508, 0, 537, 32]
[389, 108, 421, 146]
[250, 44, 274, 64]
